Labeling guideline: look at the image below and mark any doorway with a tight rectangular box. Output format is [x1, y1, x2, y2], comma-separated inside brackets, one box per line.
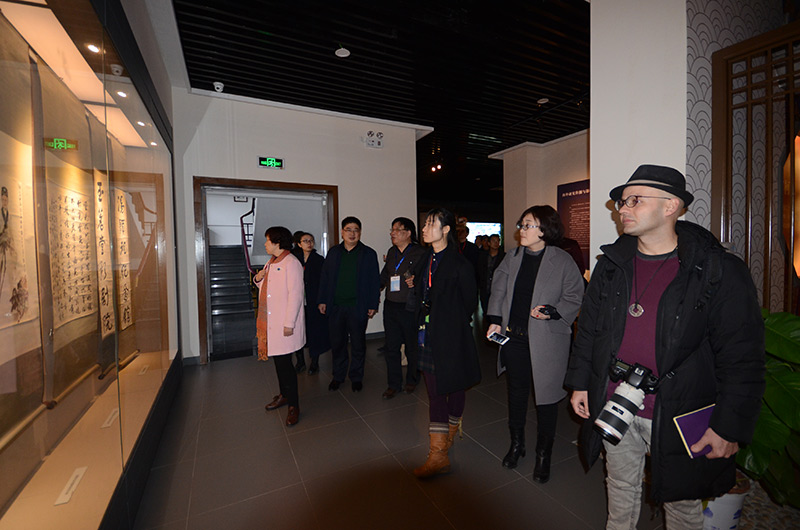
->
[193, 176, 338, 364]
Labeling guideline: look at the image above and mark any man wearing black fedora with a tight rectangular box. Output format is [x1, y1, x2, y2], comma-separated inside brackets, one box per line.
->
[565, 164, 764, 528]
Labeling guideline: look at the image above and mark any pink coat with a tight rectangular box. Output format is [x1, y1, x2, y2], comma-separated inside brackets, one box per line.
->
[255, 254, 306, 356]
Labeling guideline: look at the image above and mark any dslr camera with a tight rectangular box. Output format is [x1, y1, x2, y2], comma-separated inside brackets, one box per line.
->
[593, 358, 659, 445]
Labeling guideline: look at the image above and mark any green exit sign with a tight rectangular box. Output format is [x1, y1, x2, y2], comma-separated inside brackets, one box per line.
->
[258, 157, 284, 169]
[44, 138, 79, 150]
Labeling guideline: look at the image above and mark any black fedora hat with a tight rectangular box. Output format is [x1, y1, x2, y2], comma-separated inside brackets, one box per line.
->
[609, 165, 694, 207]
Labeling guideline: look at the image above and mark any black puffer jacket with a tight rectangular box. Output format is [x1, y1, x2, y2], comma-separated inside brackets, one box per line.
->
[564, 221, 764, 502]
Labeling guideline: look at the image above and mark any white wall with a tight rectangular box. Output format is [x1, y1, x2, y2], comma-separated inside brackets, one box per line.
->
[173, 88, 423, 360]
[590, 0, 687, 267]
[493, 131, 590, 251]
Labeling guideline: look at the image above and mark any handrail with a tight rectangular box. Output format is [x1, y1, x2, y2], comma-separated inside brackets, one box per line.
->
[134, 232, 156, 284]
[240, 198, 256, 274]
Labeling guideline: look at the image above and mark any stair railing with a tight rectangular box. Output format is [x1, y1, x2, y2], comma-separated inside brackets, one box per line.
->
[240, 198, 256, 274]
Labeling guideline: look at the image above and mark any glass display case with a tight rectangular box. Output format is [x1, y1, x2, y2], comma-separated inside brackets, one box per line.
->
[0, 1, 178, 527]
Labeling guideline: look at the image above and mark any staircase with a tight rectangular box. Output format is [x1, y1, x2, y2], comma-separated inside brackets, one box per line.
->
[209, 245, 256, 360]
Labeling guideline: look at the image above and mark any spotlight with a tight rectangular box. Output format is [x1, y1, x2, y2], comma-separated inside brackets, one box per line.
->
[136, 121, 145, 127]
[335, 45, 350, 58]
[150, 141, 158, 146]
[431, 167, 436, 172]
[437, 164, 442, 169]
[116, 91, 127, 98]
[87, 44, 100, 53]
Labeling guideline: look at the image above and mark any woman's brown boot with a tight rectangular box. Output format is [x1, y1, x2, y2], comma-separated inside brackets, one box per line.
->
[413, 433, 451, 478]
[446, 416, 462, 449]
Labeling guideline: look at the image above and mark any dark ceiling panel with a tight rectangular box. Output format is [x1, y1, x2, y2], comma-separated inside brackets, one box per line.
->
[172, 0, 590, 218]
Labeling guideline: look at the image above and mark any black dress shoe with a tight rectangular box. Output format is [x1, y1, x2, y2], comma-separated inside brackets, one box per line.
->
[265, 394, 288, 411]
[403, 383, 417, 394]
[328, 380, 341, 391]
[307, 361, 319, 375]
[295, 362, 306, 374]
[382, 387, 397, 399]
[352, 381, 363, 392]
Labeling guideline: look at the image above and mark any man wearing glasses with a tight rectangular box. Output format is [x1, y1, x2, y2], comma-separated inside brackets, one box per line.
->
[379, 217, 426, 399]
[318, 216, 380, 392]
[565, 165, 764, 528]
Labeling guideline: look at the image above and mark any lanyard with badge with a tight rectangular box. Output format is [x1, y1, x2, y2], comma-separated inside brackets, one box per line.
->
[389, 246, 407, 292]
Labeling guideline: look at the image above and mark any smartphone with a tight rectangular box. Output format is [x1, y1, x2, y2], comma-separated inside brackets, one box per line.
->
[488, 332, 510, 345]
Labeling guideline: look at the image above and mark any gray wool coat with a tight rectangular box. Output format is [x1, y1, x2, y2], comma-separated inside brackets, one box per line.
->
[487, 245, 585, 405]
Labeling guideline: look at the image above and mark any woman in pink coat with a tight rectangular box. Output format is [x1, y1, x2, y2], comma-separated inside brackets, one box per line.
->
[255, 226, 306, 426]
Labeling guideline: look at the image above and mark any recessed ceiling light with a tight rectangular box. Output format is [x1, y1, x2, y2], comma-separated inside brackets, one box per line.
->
[117, 91, 127, 98]
[150, 141, 158, 146]
[437, 164, 442, 169]
[136, 121, 145, 127]
[431, 167, 436, 172]
[87, 44, 100, 53]
[335, 46, 350, 58]
[537, 98, 550, 105]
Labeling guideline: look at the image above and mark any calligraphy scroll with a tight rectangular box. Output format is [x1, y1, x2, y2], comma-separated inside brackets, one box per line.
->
[94, 171, 115, 338]
[47, 183, 97, 328]
[113, 189, 132, 330]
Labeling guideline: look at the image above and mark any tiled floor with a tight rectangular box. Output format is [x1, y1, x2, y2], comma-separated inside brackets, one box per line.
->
[134, 325, 665, 530]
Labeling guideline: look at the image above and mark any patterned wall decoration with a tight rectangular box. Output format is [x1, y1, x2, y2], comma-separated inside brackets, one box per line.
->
[685, 0, 784, 229]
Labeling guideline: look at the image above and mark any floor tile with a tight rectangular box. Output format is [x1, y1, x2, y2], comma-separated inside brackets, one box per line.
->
[189, 437, 301, 516]
[188, 483, 317, 530]
[362, 401, 431, 453]
[196, 405, 286, 457]
[275, 390, 359, 434]
[133, 459, 194, 529]
[444, 477, 594, 530]
[288, 418, 389, 481]
[304, 455, 450, 530]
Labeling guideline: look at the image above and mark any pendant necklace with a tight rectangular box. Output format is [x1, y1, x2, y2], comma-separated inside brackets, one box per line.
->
[628, 247, 677, 318]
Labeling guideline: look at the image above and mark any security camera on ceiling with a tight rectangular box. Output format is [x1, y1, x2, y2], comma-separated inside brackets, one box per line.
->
[213, 81, 224, 93]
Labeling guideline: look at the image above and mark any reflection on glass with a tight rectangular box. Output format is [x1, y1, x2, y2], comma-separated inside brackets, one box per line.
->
[0, 1, 176, 528]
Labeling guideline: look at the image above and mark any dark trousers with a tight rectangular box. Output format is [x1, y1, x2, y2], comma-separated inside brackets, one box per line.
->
[501, 336, 558, 436]
[273, 354, 299, 407]
[423, 371, 466, 423]
[329, 305, 368, 383]
[383, 301, 419, 390]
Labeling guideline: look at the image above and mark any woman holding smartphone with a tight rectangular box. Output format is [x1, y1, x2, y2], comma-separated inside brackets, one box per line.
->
[409, 208, 481, 478]
[486, 205, 584, 482]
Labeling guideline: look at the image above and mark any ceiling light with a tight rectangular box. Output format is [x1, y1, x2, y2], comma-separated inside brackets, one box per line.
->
[437, 164, 442, 169]
[150, 141, 158, 146]
[335, 45, 350, 58]
[537, 98, 550, 105]
[431, 167, 436, 172]
[136, 121, 145, 127]
[117, 91, 127, 98]
[87, 44, 100, 53]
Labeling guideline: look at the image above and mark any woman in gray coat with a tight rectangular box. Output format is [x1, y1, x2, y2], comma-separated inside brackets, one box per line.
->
[486, 205, 584, 482]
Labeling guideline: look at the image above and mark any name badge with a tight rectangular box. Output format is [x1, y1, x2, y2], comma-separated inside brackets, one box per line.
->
[390, 275, 401, 292]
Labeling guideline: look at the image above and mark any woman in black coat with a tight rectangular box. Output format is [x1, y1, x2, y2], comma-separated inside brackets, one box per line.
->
[293, 232, 330, 374]
[410, 208, 481, 478]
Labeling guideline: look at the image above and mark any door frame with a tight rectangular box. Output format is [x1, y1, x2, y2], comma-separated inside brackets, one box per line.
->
[193, 176, 338, 364]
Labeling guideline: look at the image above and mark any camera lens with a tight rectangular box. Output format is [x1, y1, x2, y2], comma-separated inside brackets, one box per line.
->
[593, 382, 645, 445]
